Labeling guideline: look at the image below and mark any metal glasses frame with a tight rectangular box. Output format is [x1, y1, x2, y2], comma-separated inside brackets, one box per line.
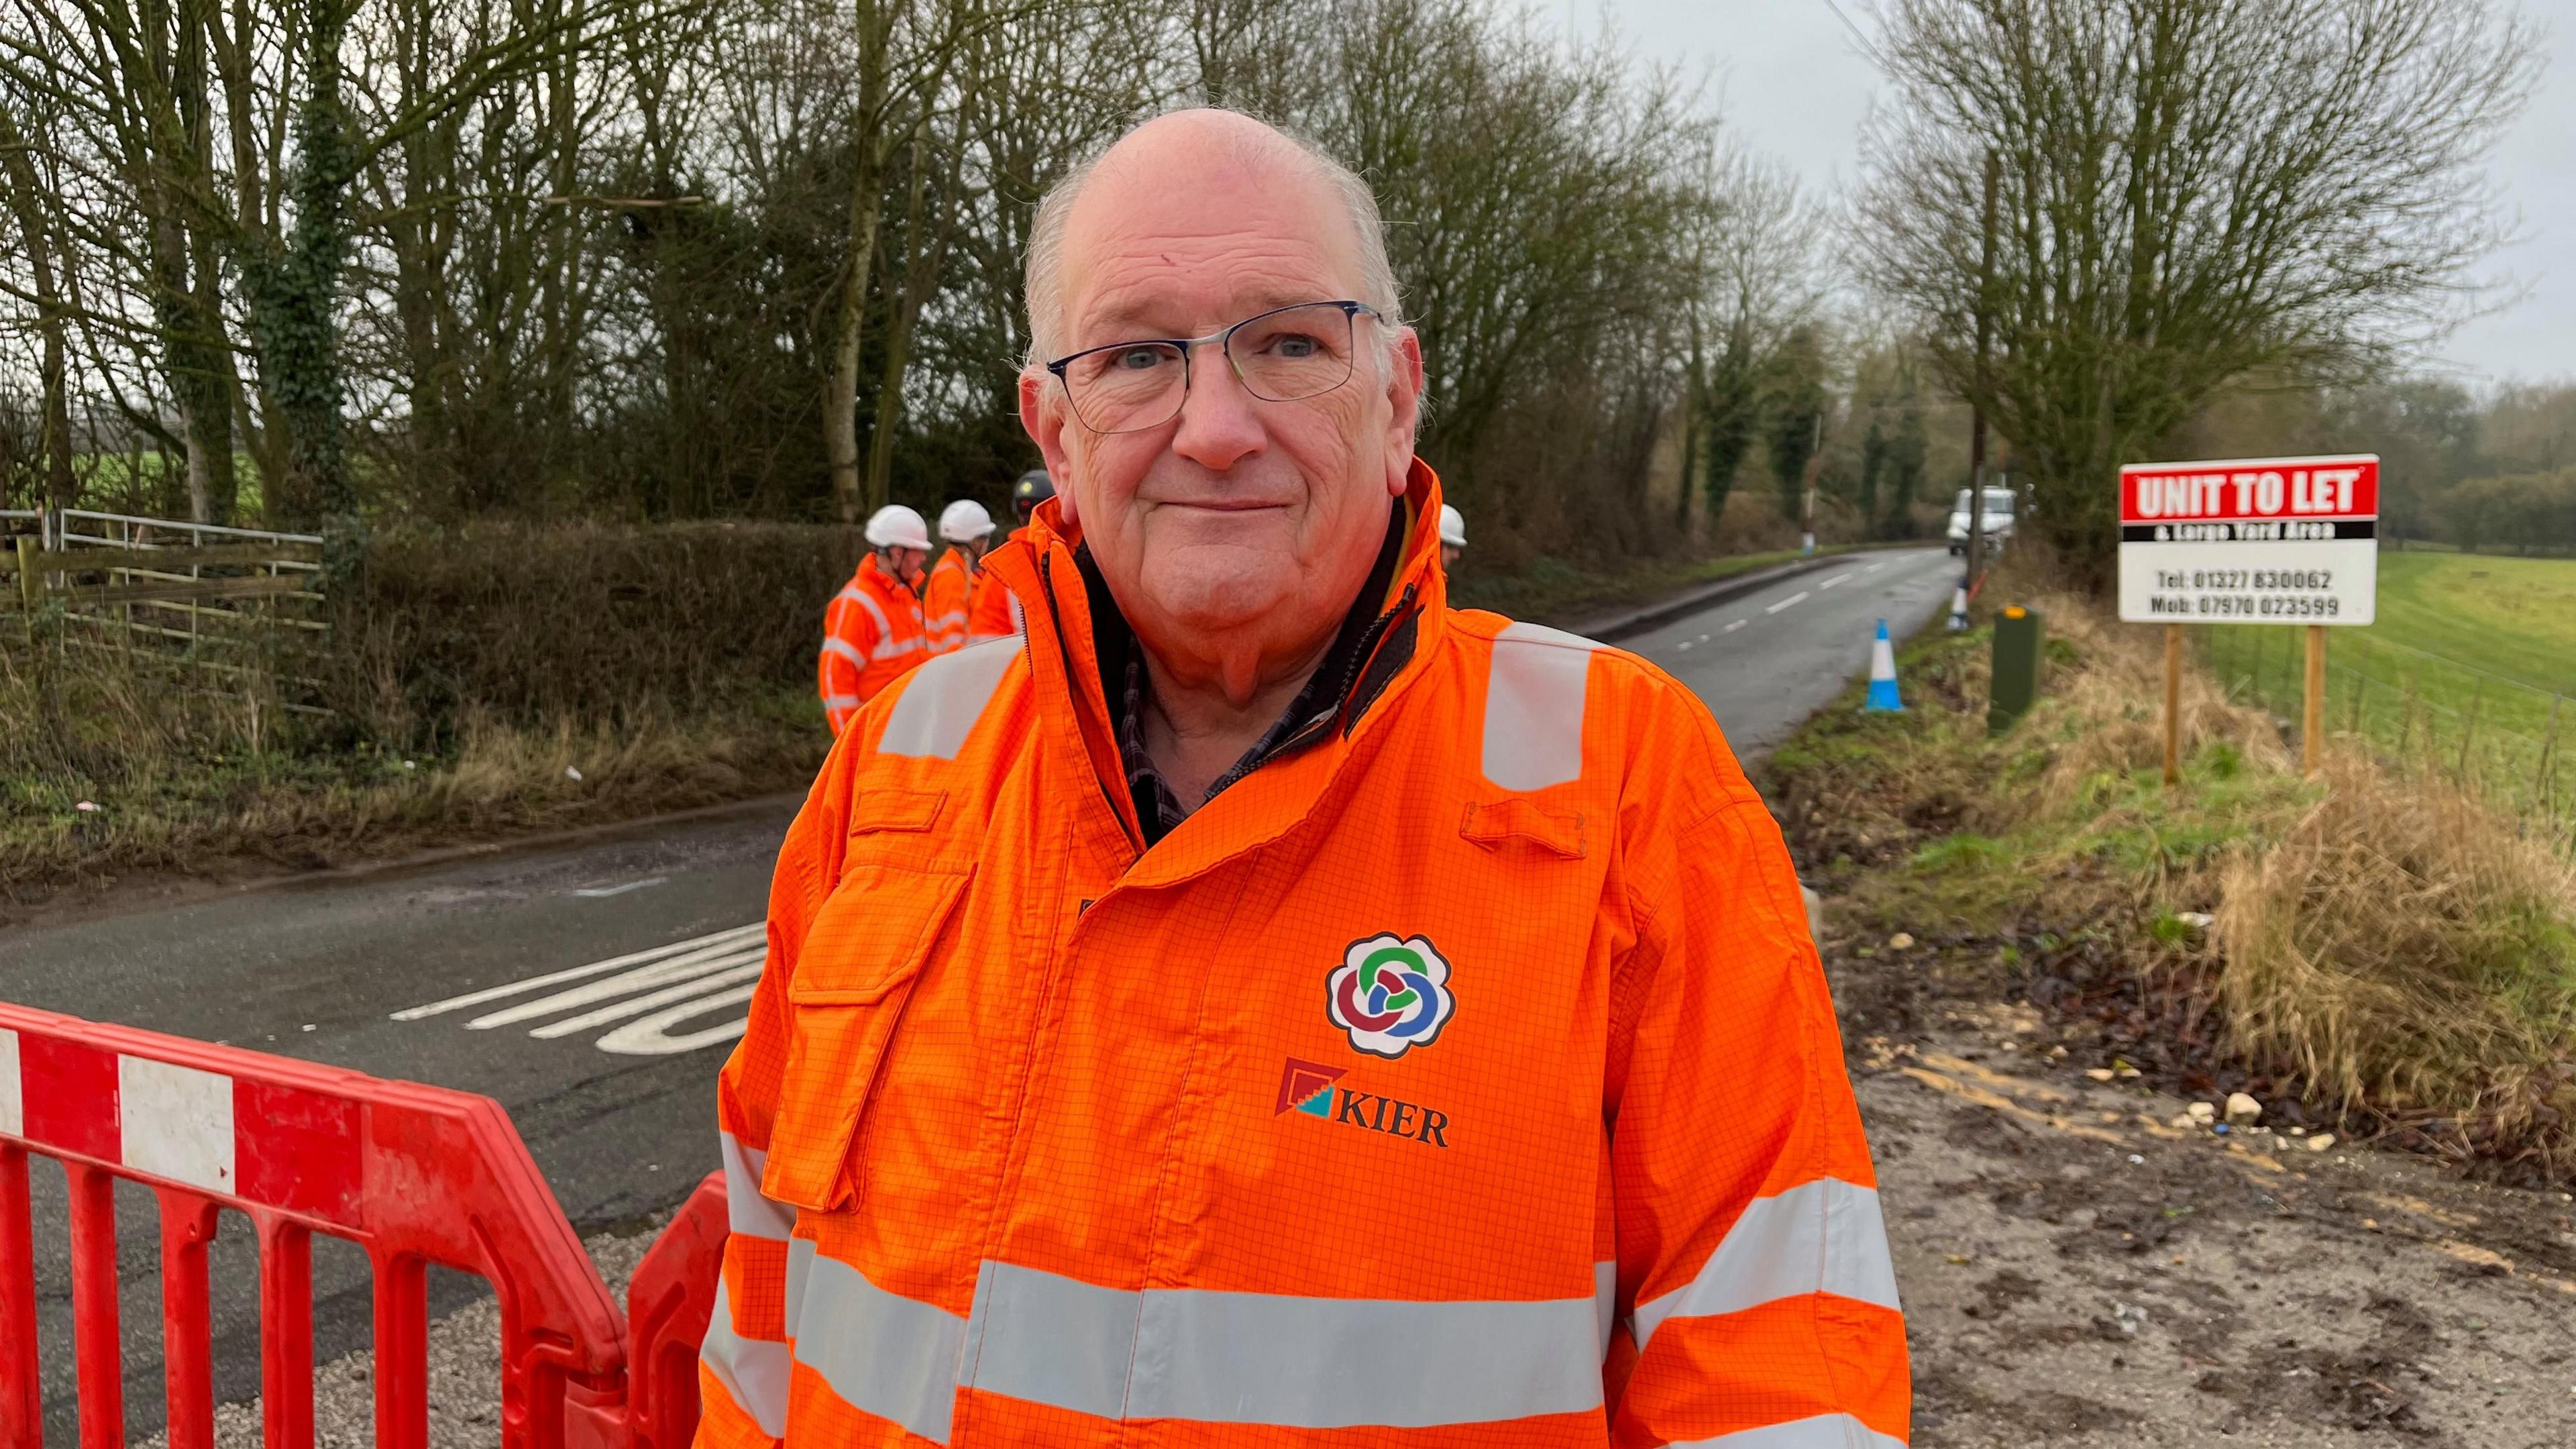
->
[1043, 300, 1383, 433]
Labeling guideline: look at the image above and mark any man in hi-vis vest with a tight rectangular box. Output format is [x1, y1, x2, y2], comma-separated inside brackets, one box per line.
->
[700, 109, 1907, 1449]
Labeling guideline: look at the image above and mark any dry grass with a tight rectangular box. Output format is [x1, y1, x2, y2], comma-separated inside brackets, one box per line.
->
[4, 521, 854, 896]
[2214, 762, 2576, 1168]
[1765, 570, 2576, 1178]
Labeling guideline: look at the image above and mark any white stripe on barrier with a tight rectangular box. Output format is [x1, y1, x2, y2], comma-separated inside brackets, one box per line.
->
[0, 1028, 19, 1136]
[117, 1055, 235, 1193]
[1671, 1413, 1907, 1448]
[1630, 1177, 1899, 1349]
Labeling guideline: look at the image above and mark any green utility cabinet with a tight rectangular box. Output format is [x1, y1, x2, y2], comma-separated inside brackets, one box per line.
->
[1989, 605, 2043, 735]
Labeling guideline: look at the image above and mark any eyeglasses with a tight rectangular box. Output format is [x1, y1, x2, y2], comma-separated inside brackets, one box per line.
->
[1044, 301, 1381, 435]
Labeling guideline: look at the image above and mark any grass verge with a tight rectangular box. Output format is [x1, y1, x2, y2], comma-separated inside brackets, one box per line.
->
[0, 643, 825, 917]
[1765, 579, 2576, 1180]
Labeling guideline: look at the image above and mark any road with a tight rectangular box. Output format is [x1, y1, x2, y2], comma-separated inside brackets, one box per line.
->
[1612, 546, 1961, 758]
[0, 545, 1955, 1441]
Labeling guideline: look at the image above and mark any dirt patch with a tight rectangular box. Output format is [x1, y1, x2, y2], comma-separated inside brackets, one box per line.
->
[1829, 928, 2576, 1446]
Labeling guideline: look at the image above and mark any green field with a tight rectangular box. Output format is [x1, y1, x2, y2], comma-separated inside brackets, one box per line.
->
[2202, 549, 2576, 820]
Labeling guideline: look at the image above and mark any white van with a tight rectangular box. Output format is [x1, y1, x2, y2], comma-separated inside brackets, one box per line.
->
[1947, 487, 2018, 555]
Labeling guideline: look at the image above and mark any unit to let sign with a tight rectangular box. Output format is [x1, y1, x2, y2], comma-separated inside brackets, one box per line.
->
[2116, 453, 2378, 625]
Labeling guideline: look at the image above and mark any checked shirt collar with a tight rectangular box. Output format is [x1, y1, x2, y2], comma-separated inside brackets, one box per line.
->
[1091, 501, 1407, 846]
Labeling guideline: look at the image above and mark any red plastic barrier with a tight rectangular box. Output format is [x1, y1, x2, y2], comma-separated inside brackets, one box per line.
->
[0, 1002, 727, 1449]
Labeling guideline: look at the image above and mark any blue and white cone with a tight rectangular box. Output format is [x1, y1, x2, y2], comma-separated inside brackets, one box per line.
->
[1947, 578, 1970, 631]
[1864, 618, 1904, 711]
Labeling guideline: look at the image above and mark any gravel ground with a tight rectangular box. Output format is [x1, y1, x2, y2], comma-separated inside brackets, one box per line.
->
[135, 1220, 667, 1449]
[1831, 922, 2576, 1447]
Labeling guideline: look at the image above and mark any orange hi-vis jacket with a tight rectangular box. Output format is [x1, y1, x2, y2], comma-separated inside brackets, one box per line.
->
[704, 461, 1907, 1449]
[818, 554, 927, 735]
[923, 548, 976, 657]
[963, 528, 1030, 645]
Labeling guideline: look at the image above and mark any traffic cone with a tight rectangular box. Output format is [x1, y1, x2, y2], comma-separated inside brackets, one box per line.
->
[1864, 618, 1904, 712]
[1947, 578, 1970, 631]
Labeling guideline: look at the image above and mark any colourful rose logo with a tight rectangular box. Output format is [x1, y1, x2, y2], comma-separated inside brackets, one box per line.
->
[1326, 934, 1455, 1058]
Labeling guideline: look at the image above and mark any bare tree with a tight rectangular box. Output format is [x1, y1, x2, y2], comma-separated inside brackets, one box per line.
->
[1675, 148, 1819, 533]
[1856, 0, 2538, 582]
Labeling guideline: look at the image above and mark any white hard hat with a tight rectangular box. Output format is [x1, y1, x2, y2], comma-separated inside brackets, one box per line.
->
[1438, 504, 1466, 550]
[864, 504, 931, 551]
[938, 499, 998, 543]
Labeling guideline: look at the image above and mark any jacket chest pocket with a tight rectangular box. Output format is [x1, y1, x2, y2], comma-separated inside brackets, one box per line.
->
[761, 856, 973, 1212]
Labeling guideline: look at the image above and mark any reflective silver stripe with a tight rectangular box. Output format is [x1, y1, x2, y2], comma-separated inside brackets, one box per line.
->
[720, 1132, 794, 1241]
[1594, 1258, 1617, 1359]
[959, 1258, 1602, 1428]
[822, 694, 861, 710]
[1671, 1413, 1907, 1448]
[844, 580, 894, 638]
[1482, 622, 1601, 790]
[702, 1279, 791, 1438]
[879, 637, 1017, 759]
[786, 1236, 814, 1333]
[820, 636, 867, 667]
[959, 1260, 1133, 1420]
[1630, 1177, 1900, 1349]
[792, 1250, 966, 1443]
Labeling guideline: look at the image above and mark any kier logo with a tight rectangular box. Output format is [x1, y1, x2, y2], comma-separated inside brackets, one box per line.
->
[1275, 1058, 1346, 1118]
[1273, 1057, 1450, 1148]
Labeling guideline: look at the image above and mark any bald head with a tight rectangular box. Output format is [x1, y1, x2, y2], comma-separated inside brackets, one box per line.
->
[1023, 109, 1401, 364]
[1012, 105, 1426, 714]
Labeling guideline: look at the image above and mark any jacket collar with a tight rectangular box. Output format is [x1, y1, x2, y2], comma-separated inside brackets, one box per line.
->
[983, 458, 1452, 871]
[858, 551, 916, 600]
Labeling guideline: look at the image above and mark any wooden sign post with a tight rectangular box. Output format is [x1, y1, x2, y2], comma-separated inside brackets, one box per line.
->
[2303, 625, 2326, 777]
[2163, 623, 2184, 786]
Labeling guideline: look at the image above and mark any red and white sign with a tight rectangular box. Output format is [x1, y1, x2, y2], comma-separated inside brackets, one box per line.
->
[2116, 454, 2378, 625]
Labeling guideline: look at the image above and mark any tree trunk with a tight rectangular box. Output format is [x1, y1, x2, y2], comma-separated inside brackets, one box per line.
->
[824, 0, 896, 525]
[824, 172, 888, 524]
[242, 0, 359, 570]
[864, 128, 965, 515]
[0, 107, 80, 513]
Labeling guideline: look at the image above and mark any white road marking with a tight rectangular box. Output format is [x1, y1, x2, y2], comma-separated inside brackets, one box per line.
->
[1766, 592, 1809, 614]
[1677, 640, 1693, 650]
[1818, 572, 1857, 590]
[572, 876, 667, 898]
[391, 923, 765, 1057]
[1725, 619, 1747, 632]
[1866, 561, 1887, 573]
[390, 923, 763, 1020]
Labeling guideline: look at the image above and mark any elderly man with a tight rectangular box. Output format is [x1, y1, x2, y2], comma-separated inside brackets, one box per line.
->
[698, 110, 1906, 1449]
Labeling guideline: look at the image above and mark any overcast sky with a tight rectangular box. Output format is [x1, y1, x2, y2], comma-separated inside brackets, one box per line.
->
[1547, 1, 2573, 389]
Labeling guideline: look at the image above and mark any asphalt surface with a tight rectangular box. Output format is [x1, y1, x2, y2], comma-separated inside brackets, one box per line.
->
[1, 545, 1955, 1441]
[1618, 545, 1961, 757]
